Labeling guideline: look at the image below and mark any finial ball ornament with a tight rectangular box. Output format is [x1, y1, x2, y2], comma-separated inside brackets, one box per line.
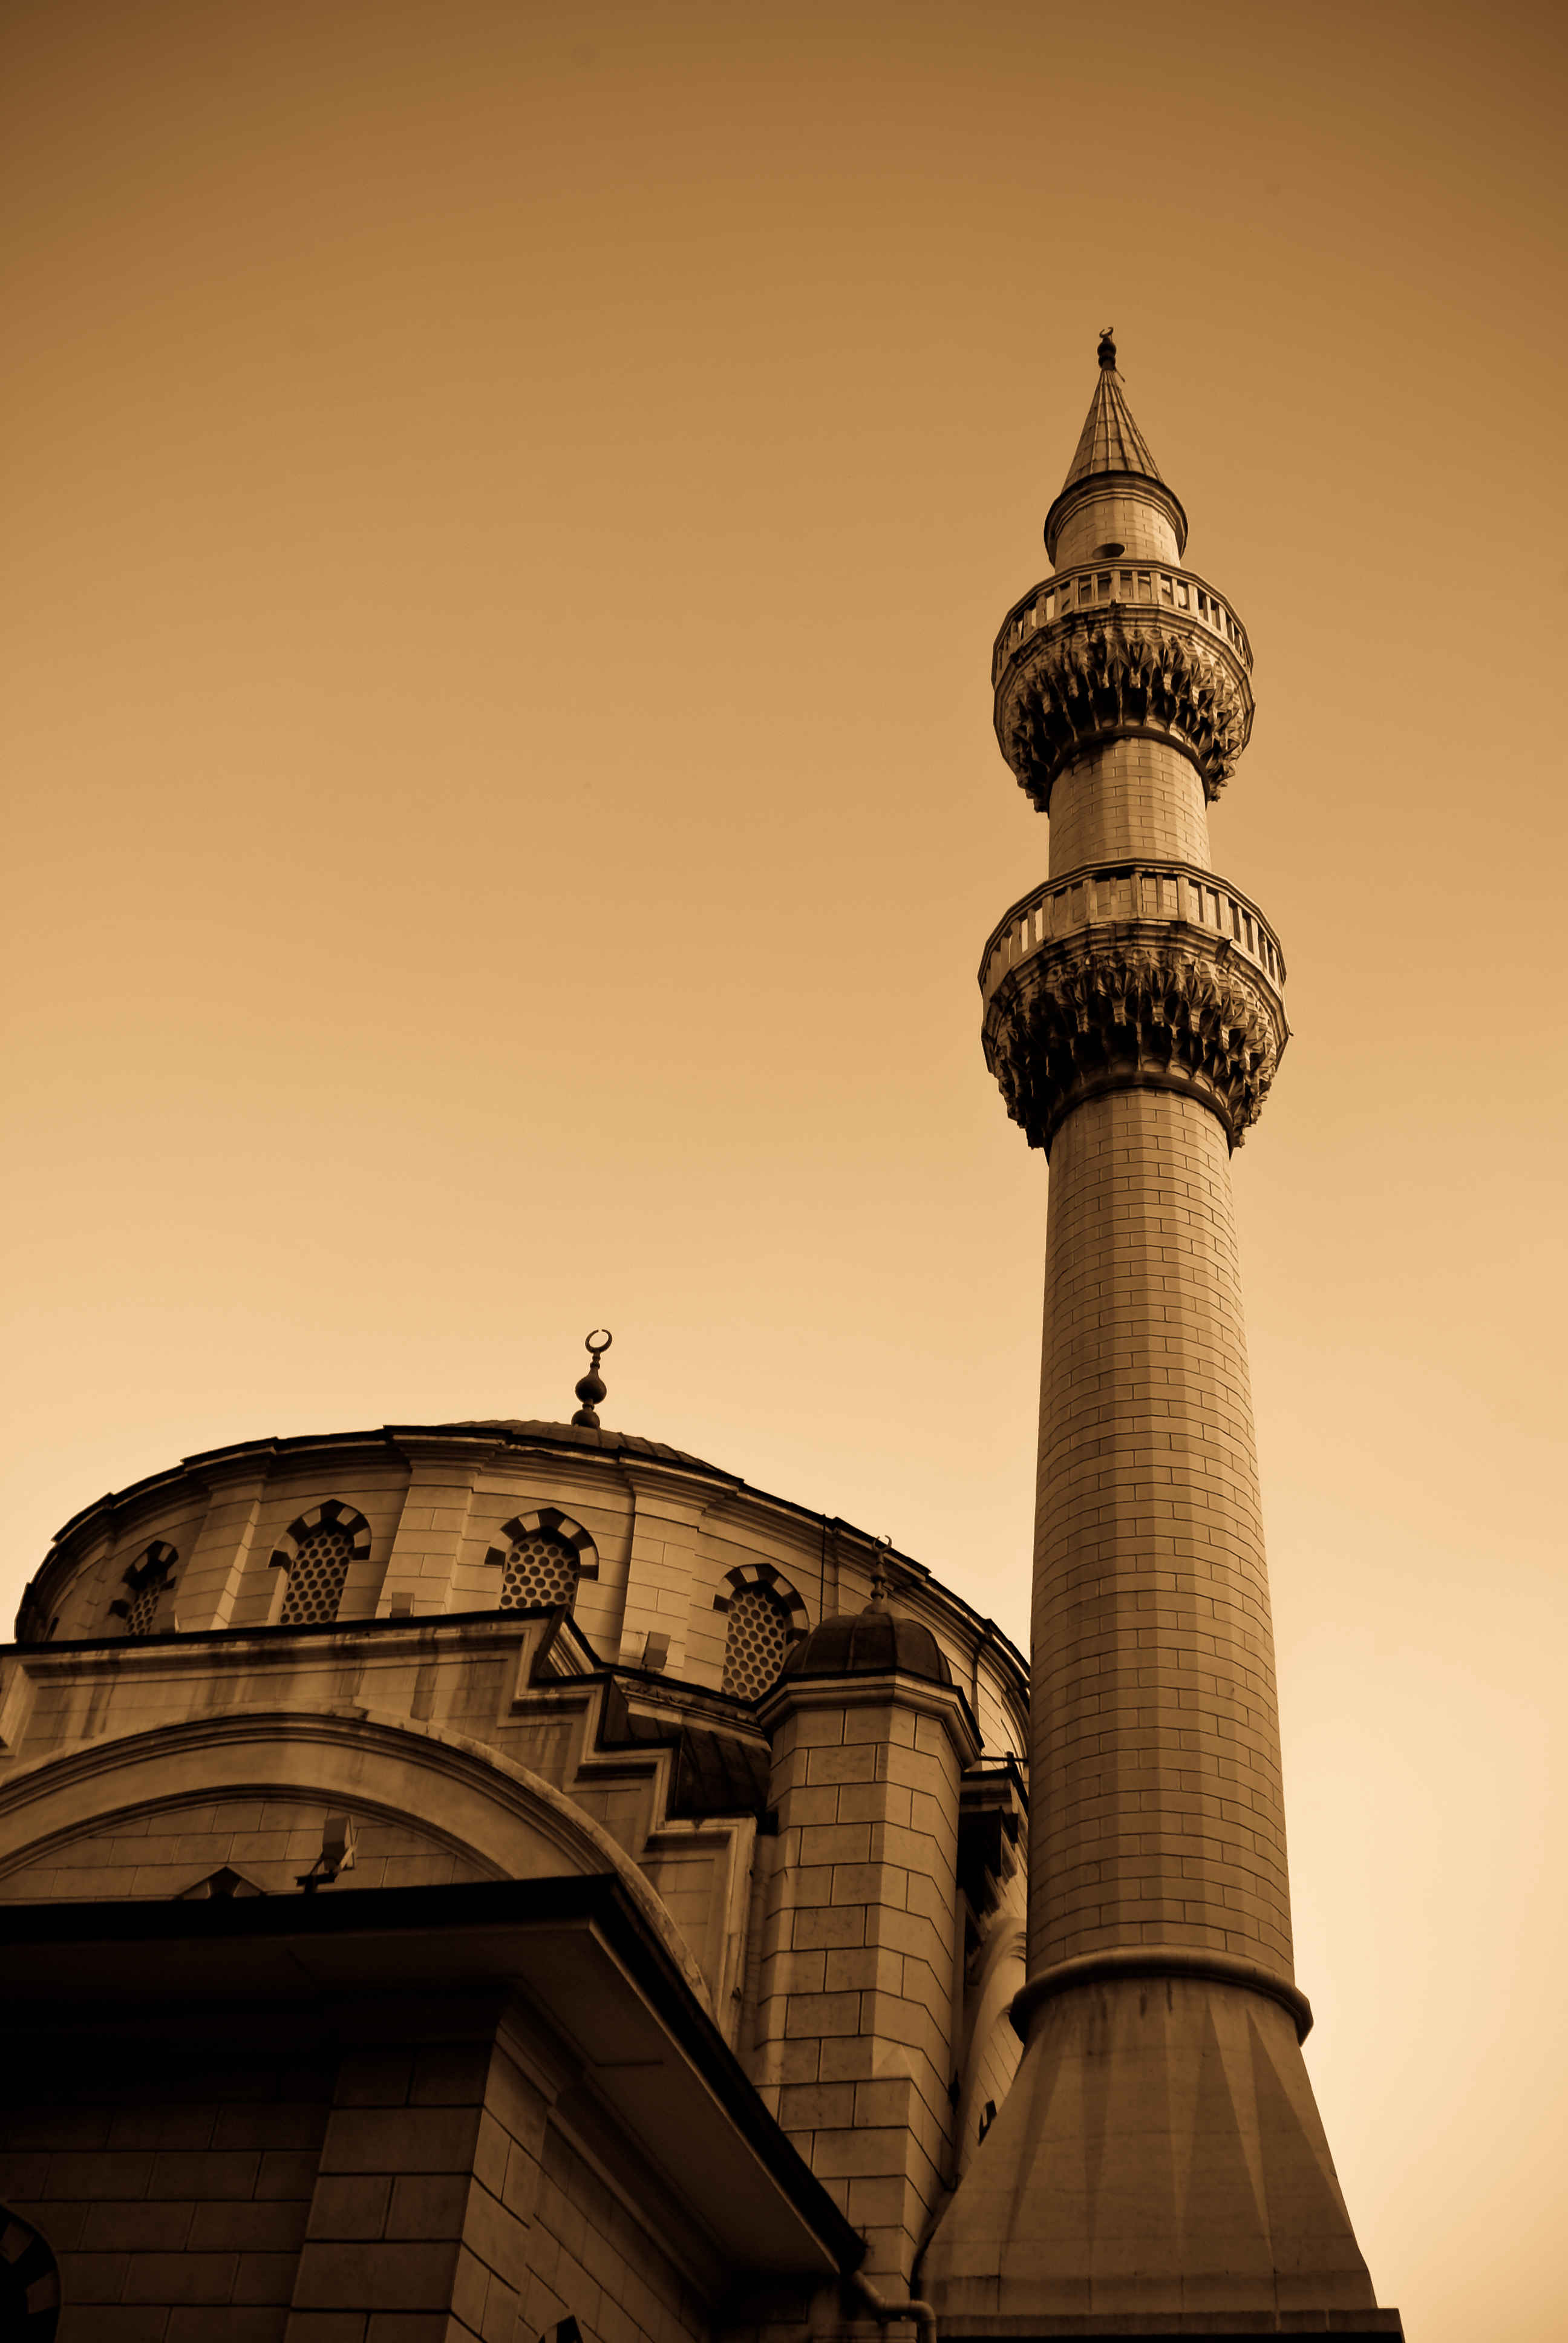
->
[1097, 327, 1116, 369]
[570, 1327, 613, 1429]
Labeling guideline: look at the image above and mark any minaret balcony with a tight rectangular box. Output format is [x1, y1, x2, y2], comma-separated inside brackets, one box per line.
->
[992, 565, 1255, 807]
[978, 859, 1289, 1152]
[981, 859, 1285, 1004]
[991, 562, 1253, 686]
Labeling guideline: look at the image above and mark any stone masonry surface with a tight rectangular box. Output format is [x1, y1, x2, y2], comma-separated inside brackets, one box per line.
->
[1, 2011, 718, 2343]
[0, 2042, 329, 2342]
[1051, 483, 1181, 568]
[750, 1684, 973, 2286]
[1030, 1050, 1292, 1976]
[1047, 738, 1212, 874]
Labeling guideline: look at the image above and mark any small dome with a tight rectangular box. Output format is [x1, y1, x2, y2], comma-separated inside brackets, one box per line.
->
[780, 1596, 953, 1688]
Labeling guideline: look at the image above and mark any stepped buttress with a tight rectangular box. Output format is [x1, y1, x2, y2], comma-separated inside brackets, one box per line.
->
[921, 341, 1400, 2339]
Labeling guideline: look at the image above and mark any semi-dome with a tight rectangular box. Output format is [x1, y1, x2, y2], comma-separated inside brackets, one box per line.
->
[779, 1592, 952, 1686]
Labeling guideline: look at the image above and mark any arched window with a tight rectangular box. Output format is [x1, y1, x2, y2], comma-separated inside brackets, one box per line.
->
[485, 1510, 598, 1611]
[714, 1564, 808, 1700]
[0, 2203, 60, 2338]
[109, 1541, 178, 1639]
[270, 1502, 373, 1628]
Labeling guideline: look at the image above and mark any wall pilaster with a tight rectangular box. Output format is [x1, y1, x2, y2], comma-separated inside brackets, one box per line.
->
[173, 1467, 269, 1632]
[616, 1465, 716, 1673]
[376, 1442, 479, 1618]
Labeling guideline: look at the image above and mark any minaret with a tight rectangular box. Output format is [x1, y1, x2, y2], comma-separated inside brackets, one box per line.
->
[921, 340, 1402, 2336]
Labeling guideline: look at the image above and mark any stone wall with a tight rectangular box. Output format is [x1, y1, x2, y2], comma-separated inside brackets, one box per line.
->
[521, 2117, 708, 2343]
[0, 2007, 725, 2343]
[0, 1794, 492, 1904]
[0, 2042, 329, 2342]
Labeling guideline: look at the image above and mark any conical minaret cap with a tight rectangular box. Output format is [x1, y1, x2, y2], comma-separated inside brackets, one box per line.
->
[1044, 331, 1187, 561]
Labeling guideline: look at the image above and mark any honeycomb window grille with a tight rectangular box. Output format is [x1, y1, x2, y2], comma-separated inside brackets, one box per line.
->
[279, 1525, 354, 1627]
[722, 1584, 792, 1700]
[500, 1532, 580, 1611]
[124, 1578, 163, 1637]
[269, 1502, 373, 1630]
[483, 1510, 598, 1613]
[109, 1540, 178, 1638]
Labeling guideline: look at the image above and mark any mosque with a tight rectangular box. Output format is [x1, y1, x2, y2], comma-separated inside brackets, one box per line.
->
[0, 346, 1402, 2343]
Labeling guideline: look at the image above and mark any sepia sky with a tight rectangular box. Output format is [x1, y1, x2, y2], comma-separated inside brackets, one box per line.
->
[2, 1, 1565, 2333]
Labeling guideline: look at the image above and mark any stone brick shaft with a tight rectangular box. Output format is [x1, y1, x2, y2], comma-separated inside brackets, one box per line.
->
[1048, 736, 1213, 876]
[1032, 1084, 1292, 1983]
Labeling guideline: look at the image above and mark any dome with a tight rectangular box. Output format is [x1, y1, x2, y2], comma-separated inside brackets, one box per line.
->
[780, 1595, 953, 1688]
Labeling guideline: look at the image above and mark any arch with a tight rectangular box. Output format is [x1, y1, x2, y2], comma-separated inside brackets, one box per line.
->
[0, 2204, 60, 2339]
[711, 1563, 808, 1634]
[0, 1706, 711, 2012]
[268, 1501, 373, 1627]
[483, 1509, 599, 1612]
[713, 1564, 808, 1701]
[106, 1540, 179, 1638]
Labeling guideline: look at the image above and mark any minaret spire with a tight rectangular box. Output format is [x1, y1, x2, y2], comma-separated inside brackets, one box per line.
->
[921, 352, 1402, 2338]
[1062, 330, 1165, 489]
[1045, 333, 1188, 563]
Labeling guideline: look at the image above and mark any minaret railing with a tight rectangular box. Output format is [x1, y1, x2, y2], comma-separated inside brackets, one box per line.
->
[992, 561, 1253, 686]
[978, 857, 1287, 1003]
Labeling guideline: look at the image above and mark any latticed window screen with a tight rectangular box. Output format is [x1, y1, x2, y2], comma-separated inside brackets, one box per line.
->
[499, 1532, 580, 1610]
[722, 1584, 790, 1700]
[279, 1525, 353, 1627]
[125, 1577, 165, 1637]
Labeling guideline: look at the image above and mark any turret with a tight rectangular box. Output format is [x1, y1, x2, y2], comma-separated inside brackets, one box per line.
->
[753, 1591, 980, 2288]
[1043, 329, 1188, 567]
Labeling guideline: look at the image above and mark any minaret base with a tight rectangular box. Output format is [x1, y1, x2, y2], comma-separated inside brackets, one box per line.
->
[920, 1969, 1402, 2338]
